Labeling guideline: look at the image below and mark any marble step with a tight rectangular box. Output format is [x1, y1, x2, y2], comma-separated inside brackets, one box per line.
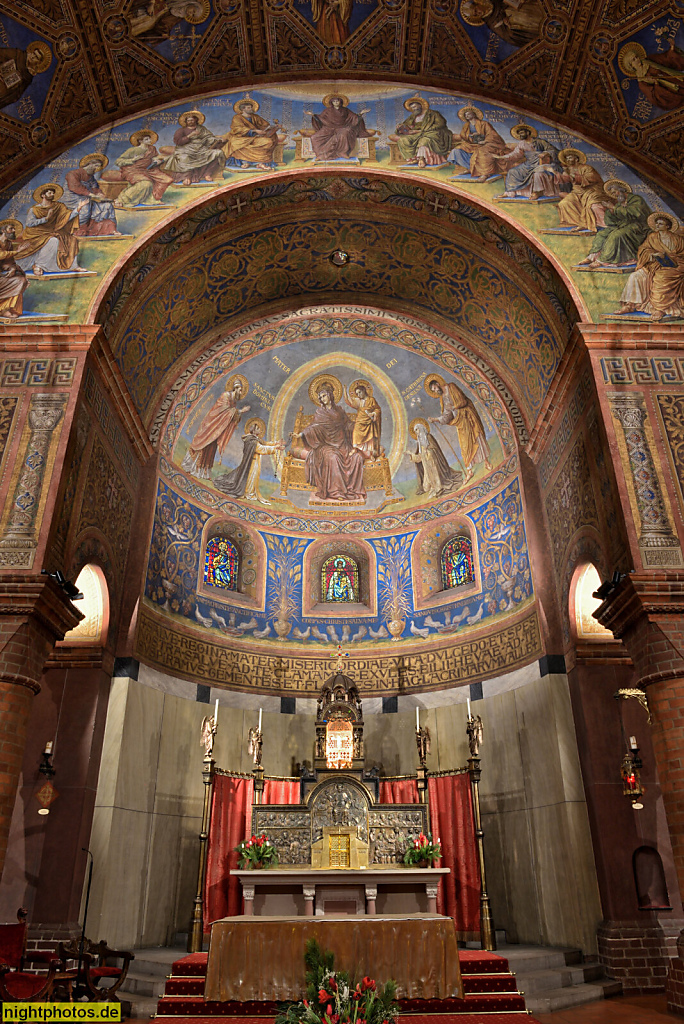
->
[524, 977, 623, 1014]
[515, 962, 605, 994]
[116, 988, 158, 1019]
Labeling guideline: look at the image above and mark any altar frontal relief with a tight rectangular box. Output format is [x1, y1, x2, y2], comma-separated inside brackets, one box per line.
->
[1, 82, 683, 327]
[140, 326, 539, 687]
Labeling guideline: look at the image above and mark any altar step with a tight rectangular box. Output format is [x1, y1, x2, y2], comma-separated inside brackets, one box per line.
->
[499, 943, 622, 1015]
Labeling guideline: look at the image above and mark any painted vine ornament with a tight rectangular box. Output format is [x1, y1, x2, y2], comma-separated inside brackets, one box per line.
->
[275, 939, 398, 1024]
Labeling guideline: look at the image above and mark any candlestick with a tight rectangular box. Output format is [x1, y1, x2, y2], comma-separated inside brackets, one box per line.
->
[467, 697, 471, 719]
[416, 707, 420, 730]
[630, 735, 638, 750]
[44, 740, 53, 755]
[214, 698, 219, 725]
[258, 707, 262, 732]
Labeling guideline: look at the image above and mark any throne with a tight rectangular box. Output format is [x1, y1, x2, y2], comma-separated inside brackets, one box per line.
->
[279, 406, 393, 498]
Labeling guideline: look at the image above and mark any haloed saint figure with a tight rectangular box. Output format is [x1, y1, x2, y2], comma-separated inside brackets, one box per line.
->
[310, 0, 353, 44]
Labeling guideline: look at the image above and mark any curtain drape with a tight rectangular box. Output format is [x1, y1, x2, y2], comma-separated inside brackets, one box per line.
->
[428, 774, 480, 939]
[379, 778, 420, 803]
[263, 779, 300, 804]
[204, 775, 254, 927]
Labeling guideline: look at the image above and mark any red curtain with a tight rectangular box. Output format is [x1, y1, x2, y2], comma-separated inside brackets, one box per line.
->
[263, 779, 300, 804]
[428, 774, 480, 939]
[379, 778, 419, 803]
[204, 775, 254, 927]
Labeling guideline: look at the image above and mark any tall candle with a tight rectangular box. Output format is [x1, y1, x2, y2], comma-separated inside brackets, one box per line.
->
[467, 697, 471, 719]
[214, 698, 219, 725]
[416, 707, 420, 730]
[630, 735, 638, 750]
[258, 707, 263, 732]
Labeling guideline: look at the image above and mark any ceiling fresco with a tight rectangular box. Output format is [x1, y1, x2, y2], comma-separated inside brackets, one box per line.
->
[2, 0, 684, 204]
[0, 83, 681, 344]
[139, 307, 536, 689]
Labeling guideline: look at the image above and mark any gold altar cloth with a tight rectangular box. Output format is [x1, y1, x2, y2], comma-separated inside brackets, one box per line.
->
[205, 914, 463, 1002]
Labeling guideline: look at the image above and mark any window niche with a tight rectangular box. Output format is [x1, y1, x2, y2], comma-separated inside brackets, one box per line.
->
[633, 846, 671, 911]
[304, 540, 376, 617]
[413, 520, 479, 608]
[198, 519, 263, 608]
[572, 563, 614, 640]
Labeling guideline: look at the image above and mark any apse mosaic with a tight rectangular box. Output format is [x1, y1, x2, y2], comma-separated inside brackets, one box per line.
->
[1, 81, 683, 330]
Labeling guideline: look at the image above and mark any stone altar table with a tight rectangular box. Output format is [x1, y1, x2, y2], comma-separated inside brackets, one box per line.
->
[205, 915, 463, 1002]
[232, 866, 449, 917]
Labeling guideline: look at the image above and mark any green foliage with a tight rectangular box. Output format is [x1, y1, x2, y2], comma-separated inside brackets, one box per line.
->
[275, 939, 399, 1024]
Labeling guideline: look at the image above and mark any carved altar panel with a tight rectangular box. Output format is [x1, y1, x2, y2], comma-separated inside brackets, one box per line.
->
[310, 779, 370, 845]
[251, 809, 311, 866]
[369, 807, 428, 865]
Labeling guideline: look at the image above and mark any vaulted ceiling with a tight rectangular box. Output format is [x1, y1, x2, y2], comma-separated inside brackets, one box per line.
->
[2, 0, 684, 201]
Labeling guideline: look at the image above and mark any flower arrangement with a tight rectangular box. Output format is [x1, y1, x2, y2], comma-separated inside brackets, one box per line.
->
[235, 833, 279, 869]
[403, 832, 441, 867]
[275, 939, 398, 1024]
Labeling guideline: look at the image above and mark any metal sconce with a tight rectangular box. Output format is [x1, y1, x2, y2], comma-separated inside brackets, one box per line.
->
[621, 736, 644, 810]
[37, 741, 58, 816]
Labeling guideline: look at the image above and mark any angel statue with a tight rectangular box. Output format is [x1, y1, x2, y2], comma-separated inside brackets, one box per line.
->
[416, 725, 431, 766]
[467, 714, 484, 758]
[200, 714, 217, 758]
[248, 726, 263, 766]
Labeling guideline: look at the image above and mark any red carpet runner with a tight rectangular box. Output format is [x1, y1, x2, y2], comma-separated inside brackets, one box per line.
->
[154, 950, 541, 1022]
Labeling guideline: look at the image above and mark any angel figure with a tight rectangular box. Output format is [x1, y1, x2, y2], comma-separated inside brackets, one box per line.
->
[416, 725, 431, 765]
[467, 714, 484, 758]
[310, 0, 353, 44]
[200, 714, 217, 757]
[248, 726, 263, 766]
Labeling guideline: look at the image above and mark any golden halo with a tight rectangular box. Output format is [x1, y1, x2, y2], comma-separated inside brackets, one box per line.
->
[79, 152, 108, 169]
[245, 416, 266, 436]
[322, 93, 349, 108]
[404, 94, 429, 114]
[309, 374, 343, 406]
[648, 212, 679, 232]
[409, 417, 430, 439]
[0, 219, 22, 236]
[225, 373, 249, 396]
[511, 123, 538, 140]
[458, 105, 484, 122]
[33, 182, 62, 202]
[179, 109, 205, 127]
[349, 378, 374, 399]
[184, 0, 210, 24]
[424, 373, 446, 397]
[130, 128, 158, 146]
[618, 41, 646, 77]
[559, 147, 586, 166]
[234, 95, 260, 114]
[26, 41, 52, 74]
[604, 178, 632, 196]
[460, 0, 493, 27]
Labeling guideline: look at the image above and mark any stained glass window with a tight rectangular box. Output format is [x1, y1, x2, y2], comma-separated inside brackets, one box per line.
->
[322, 555, 358, 603]
[204, 536, 239, 591]
[441, 536, 475, 590]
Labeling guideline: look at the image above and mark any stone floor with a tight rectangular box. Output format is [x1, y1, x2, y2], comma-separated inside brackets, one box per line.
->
[537, 992, 684, 1022]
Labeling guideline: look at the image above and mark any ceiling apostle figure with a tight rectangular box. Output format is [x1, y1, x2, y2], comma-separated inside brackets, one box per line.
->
[303, 93, 372, 161]
[309, 0, 353, 44]
[0, 220, 27, 319]
[215, 418, 285, 504]
[426, 374, 491, 484]
[181, 374, 250, 479]
[292, 375, 366, 503]
[162, 110, 226, 185]
[345, 379, 382, 458]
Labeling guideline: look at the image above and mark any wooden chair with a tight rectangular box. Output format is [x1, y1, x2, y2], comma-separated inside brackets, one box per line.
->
[280, 406, 393, 498]
[0, 909, 60, 1002]
[58, 939, 134, 1002]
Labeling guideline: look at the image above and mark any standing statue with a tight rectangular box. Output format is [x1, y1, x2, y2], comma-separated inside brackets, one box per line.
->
[200, 714, 217, 758]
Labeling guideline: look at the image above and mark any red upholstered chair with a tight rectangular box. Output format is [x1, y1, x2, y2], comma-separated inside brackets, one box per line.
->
[0, 909, 59, 1001]
[58, 940, 133, 1002]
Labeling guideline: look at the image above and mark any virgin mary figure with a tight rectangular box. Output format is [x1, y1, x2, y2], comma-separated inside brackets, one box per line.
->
[293, 376, 366, 502]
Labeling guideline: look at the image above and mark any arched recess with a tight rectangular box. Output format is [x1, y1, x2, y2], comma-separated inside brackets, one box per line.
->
[570, 561, 614, 642]
[303, 538, 377, 617]
[197, 517, 265, 611]
[633, 846, 671, 911]
[60, 563, 109, 647]
[412, 518, 480, 609]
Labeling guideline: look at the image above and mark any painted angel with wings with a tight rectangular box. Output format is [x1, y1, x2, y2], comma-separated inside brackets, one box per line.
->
[310, 0, 353, 44]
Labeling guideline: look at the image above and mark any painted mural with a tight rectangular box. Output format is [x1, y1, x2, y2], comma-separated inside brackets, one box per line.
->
[143, 322, 532, 656]
[1, 82, 683, 328]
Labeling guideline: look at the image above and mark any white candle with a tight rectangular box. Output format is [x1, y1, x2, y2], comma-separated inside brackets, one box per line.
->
[416, 707, 420, 730]
[258, 707, 263, 732]
[630, 735, 638, 750]
[214, 698, 219, 725]
[44, 740, 53, 755]
[467, 697, 471, 719]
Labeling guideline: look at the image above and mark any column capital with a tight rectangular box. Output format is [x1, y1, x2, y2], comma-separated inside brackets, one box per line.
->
[0, 575, 83, 640]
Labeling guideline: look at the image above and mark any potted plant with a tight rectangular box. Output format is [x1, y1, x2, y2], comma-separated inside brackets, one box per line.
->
[235, 833, 279, 869]
[275, 939, 398, 1024]
[403, 832, 441, 868]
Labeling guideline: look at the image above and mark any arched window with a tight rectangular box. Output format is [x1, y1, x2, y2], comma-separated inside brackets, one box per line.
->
[441, 536, 475, 590]
[574, 563, 613, 639]
[322, 555, 359, 603]
[62, 564, 108, 645]
[204, 536, 239, 591]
